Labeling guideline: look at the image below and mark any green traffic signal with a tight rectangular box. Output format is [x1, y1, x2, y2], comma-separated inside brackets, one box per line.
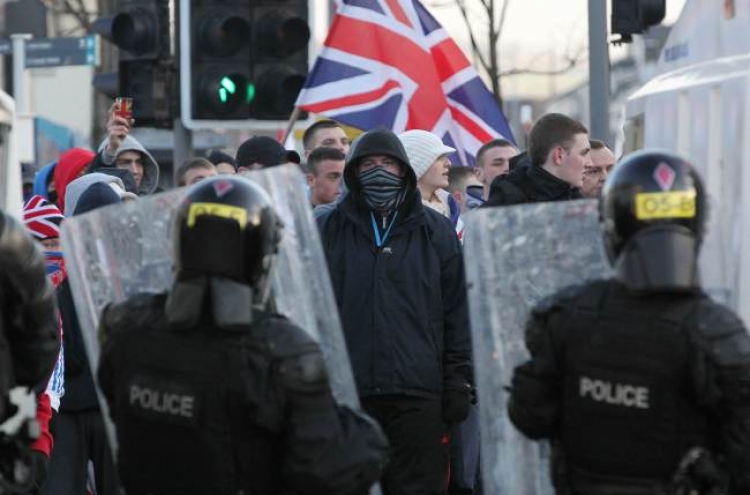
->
[218, 76, 237, 104]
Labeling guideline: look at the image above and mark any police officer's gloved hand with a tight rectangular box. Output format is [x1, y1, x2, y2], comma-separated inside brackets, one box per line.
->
[30, 450, 49, 489]
[442, 380, 472, 424]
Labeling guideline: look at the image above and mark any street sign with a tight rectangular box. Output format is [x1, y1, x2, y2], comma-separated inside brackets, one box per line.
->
[0, 35, 99, 68]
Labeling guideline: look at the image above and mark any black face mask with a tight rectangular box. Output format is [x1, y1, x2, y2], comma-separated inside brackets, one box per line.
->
[358, 167, 407, 213]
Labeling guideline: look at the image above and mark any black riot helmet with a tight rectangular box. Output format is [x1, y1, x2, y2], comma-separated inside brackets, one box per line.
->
[172, 176, 280, 286]
[600, 150, 707, 292]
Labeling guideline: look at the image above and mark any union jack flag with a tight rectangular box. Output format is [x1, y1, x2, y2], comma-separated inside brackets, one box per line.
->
[295, 0, 515, 166]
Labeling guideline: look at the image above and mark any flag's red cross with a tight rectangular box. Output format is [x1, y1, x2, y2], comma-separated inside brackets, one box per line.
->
[213, 180, 234, 198]
[308, 9, 471, 131]
[654, 162, 676, 191]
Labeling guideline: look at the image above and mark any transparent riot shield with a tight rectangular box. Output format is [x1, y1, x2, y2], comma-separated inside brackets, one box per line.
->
[463, 200, 610, 495]
[61, 165, 360, 458]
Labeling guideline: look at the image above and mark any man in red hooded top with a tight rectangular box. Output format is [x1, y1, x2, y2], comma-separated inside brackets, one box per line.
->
[52, 148, 95, 215]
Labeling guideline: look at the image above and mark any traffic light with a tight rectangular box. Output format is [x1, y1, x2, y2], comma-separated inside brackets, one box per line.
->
[611, 0, 666, 43]
[93, 0, 175, 127]
[252, 2, 310, 120]
[180, 1, 311, 129]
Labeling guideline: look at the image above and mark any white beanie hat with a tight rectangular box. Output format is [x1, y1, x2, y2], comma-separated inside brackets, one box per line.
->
[398, 130, 456, 180]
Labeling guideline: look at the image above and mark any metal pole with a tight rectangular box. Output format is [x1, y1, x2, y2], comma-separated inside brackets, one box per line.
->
[587, 0, 610, 142]
[173, 118, 193, 186]
[11, 34, 32, 114]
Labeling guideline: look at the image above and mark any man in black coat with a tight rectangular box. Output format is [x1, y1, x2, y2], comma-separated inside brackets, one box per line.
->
[317, 128, 473, 495]
[484, 113, 591, 207]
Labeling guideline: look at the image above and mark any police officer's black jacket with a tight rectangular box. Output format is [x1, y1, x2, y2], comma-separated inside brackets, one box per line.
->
[317, 193, 472, 400]
[0, 212, 59, 397]
[508, 280, 750, 494]
[98, 293, 387, 495]
[483, 162, 582, 207]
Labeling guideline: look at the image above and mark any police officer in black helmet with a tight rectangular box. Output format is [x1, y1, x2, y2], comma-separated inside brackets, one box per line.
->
[98, 176, 388, 495]
[0, 208, 59, 494]
[507, 150, 750, 495]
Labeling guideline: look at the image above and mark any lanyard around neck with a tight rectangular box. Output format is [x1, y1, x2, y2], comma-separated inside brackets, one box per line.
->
[370, 211, 398, 247]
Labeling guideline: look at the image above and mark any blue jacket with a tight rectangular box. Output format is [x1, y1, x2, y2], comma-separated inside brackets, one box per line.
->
[317, 193, 472, 399]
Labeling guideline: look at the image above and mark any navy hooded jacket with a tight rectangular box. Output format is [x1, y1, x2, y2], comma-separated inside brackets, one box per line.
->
[316, 129, 472, 400]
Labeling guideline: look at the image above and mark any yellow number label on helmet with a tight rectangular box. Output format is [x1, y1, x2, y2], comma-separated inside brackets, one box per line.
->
[634, 190, 696, 220]
[187, 203, 247, 230]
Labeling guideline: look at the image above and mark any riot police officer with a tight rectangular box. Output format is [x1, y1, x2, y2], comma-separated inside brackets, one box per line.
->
[507, 150, 750, 494]
[97, 176, 388, 495]
[0, 208, 60, 493]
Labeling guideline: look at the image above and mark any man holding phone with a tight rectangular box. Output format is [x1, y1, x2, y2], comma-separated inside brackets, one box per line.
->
[87, 98, 161, 195]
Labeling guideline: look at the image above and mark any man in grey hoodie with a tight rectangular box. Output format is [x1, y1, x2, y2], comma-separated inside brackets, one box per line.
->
[88, 104, 161, 195]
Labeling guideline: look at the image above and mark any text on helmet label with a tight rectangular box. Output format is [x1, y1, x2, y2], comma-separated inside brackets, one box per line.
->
[187, 202, 247, 230]
[634, 190, 696, 220]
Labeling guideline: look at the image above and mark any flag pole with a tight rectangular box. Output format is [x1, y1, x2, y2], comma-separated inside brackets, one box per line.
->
[282, 106, 302, 144]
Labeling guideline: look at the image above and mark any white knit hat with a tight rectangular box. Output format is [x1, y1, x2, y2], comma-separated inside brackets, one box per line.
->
[398, 130, 456, 179]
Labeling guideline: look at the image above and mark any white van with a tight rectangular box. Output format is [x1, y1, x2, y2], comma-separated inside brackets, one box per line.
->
[625, 0, 750, 324]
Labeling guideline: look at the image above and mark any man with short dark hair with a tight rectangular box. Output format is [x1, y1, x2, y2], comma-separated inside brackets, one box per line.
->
[474, 139, 518, 201]
[580, 140, 616, 198]
[206, 150, 237, 175]
[448, 166, 483, 214]
[175, 158, 218, 187]
[485, 113, 591, 207]
[303, 120, 350, 157]
[306, 147, 345, 207]
[235, 136, 301, 173]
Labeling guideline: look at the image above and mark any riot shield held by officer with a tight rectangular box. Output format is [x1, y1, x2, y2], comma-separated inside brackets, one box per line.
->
[97, 176, 388, 495]
[507, 151, 750, 495]
[0, 208, 60, 493]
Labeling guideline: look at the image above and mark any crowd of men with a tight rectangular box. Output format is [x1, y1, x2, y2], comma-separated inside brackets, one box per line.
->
[1, 100, 748, 495]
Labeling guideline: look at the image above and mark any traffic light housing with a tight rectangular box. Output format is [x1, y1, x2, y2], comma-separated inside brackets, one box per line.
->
[180, 0, 311, 129]
[93, 0, 175, 127]
[611, 0, 666, 43]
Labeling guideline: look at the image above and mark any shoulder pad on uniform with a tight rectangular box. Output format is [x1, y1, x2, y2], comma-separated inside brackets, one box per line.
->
[695, 299, 750, 366]
[255, 315, 320, 358]
[101, 292, 168, 335]
[256, 315, 329, 394]
[532, 283, 590, 315]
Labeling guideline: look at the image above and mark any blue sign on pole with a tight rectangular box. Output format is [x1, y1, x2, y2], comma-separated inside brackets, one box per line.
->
[0, 35, 99, 68]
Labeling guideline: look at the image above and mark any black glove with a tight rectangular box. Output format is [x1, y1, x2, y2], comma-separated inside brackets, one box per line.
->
[441, 381, 472, 424]
[30, 450, 49, 489]
[672, 448, 728, 495]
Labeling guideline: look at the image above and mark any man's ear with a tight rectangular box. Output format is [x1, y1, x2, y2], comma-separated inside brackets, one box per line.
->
[305, 173, 315, 187]
[451, 190, 463, 205]
[473, 166, 483, 182]
[552, 147, 564, 167]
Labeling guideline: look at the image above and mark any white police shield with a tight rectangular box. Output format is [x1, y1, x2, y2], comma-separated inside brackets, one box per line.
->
[61, 165, 360, 455]
[463, 199, 610, 495]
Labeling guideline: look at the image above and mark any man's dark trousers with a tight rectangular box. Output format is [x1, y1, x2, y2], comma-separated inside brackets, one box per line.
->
[362, 395, 449, 495]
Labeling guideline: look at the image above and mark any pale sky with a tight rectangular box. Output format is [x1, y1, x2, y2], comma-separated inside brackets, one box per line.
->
[426, 0, 687, 53]
[425, 0, 688, 98]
